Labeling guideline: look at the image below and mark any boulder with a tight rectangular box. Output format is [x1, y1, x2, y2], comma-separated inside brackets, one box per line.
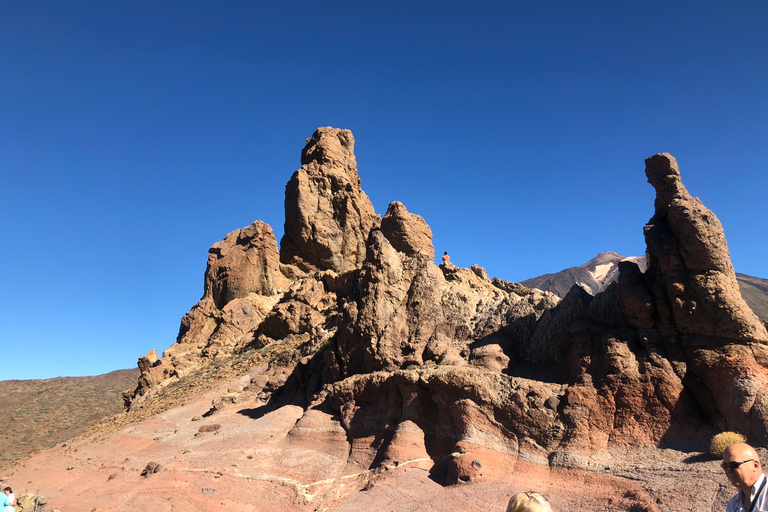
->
[204, 220, 288, 309]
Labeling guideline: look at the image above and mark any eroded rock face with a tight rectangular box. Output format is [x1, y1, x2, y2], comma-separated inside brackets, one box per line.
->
[643, 153, 768, 342]
[127, 131, 768, 490]
[205, 221, 288, 309]
[126, 221, 289, 405]
[379, 201, 435, 262]
[280, 127, 381, 273]
[609, 153, 768, 441]
[325, 202, 554, 381]
[321, 367, 564, 484]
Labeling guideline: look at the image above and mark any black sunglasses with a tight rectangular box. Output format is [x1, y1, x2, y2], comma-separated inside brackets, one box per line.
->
[722, 459, 754, 471]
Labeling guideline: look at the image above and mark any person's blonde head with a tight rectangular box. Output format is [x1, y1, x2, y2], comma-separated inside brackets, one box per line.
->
[507, 491, 552, 512]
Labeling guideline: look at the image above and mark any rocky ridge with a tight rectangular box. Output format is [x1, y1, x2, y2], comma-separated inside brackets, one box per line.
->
[29, 130, 765, 511]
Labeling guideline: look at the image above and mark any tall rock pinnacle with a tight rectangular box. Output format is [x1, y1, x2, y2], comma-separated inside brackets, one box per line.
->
[643, 153, 768, 342]
[280, 127, 381, 273]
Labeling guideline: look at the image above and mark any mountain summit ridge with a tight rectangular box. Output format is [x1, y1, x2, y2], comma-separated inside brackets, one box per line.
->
[521, 251, 647, 298]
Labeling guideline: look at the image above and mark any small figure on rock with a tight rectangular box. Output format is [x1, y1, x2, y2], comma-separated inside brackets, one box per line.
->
[722, 443, 768, 512]
[441, 251, 450, 264]
[506, 491, 552, 512]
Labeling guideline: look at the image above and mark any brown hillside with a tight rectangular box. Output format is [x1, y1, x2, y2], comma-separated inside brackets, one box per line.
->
[737, 272, 768, 324]
[0, 368, 139, 463]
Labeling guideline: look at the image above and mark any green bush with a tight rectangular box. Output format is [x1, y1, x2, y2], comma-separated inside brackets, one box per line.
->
[710, 431, 747, 458]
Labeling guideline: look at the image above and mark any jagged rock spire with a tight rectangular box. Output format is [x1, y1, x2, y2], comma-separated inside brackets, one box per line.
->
[280, 127, 381, 273]
[643, 153, 768, 342]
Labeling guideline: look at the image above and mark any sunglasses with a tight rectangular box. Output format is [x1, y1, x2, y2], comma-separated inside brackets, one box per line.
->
[722, 459, 754, 471]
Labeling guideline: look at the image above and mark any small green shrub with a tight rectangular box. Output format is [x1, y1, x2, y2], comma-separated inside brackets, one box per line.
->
[710, 431, 747, 458]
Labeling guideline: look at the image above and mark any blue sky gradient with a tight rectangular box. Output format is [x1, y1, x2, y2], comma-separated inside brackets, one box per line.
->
[2, 1, 766, 379]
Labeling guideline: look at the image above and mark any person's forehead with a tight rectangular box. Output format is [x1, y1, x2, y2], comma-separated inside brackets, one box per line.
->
[725, 446, 752, 460]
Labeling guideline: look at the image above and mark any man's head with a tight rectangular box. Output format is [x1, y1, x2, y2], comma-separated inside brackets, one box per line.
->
[723, 443, 762, 492]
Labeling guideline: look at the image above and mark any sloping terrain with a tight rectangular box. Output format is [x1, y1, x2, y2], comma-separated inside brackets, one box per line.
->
[736, 273, 768, 324]
[0, 367, 739, 511]
[0, 369, 139, 463]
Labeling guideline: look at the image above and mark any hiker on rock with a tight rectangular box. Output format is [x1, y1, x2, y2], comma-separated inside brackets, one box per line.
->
[723, 443, 768, 511]
[442, 251, 450, 264]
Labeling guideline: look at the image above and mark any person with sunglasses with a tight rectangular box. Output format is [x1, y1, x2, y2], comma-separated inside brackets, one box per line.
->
[723, 443, 768, 512]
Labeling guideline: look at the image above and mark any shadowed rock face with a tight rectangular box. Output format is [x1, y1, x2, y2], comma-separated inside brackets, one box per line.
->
[126, 131, 768, 486]
[280, 127, 381, 273]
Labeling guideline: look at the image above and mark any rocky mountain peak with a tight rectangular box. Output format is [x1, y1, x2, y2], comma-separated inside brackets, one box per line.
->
[300, 126, 358, 177]
[521, 251, 646, 298]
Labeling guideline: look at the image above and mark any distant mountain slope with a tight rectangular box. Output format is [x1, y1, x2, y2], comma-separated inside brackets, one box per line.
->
[522, 253, 768, 324]
[736, 273, 768, 324]
[0, 368, 139, 462]
[520, 252, 646, 298]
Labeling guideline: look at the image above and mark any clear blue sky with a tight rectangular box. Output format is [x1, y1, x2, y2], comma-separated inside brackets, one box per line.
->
[2, 1, 766, 380]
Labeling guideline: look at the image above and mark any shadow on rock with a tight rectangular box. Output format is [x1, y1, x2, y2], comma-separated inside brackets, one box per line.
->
[237, 404, 272, 420]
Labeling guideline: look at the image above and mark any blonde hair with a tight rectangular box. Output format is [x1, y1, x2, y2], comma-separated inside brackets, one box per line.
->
[507, 491, 552, 512]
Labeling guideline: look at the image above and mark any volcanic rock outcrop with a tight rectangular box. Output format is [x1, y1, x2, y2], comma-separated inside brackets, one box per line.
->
[127, 133, 768, 485]
[128, 221, 288, 404]
[280, 127, 381, 273]
[620, 153, 768, 441]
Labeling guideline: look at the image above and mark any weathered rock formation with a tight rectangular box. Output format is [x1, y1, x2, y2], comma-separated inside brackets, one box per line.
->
[641, 153, 767, 342]
[619, 153, 768, 441]
[280, 127, 381, 273]
[126, 133, 768, 487]
[127, 221, 289, 404]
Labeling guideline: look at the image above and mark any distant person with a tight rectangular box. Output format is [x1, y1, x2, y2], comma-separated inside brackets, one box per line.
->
[722, 443, 768, 511]
[507, 491, 552, 512]
[1, 487, 13, 512]
[442, 251, 450, 264]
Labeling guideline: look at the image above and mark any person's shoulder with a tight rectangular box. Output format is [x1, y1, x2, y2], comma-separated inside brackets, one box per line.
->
[726, 491, 740, 512]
